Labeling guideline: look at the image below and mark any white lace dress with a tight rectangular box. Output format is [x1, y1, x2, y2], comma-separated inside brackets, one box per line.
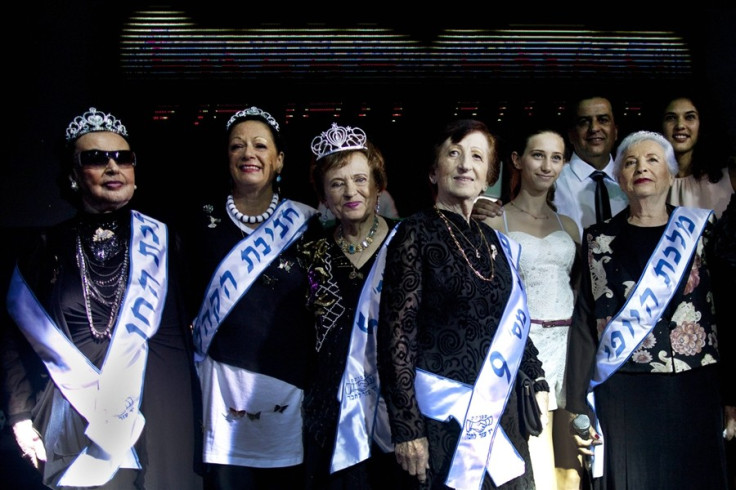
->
[505, 214, 576, 410]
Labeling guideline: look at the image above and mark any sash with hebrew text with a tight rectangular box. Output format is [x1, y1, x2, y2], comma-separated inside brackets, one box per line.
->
[7, 211, 168, 487]
[415, 230, 531, 488]
[330, 223, 399, 473]
[586, 206, 711, 478]
[192, 199, 316, 361]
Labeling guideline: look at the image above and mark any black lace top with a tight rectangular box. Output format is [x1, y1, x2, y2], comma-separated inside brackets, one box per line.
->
[377, 208, 545, 489]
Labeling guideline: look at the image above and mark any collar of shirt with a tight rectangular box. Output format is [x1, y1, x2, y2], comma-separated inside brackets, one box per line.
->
[568, 152, 616, 183]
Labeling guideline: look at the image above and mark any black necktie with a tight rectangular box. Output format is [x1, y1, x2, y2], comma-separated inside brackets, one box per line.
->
[591, 171, 612, 224]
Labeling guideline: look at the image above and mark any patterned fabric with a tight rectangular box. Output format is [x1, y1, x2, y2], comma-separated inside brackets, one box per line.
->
[508, 229, 575, 410]
[583, 206, 719, 375]
[377, 208, 545, 490]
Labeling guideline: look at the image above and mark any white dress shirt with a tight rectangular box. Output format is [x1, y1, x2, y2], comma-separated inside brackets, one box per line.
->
[553, 152, 629, 239]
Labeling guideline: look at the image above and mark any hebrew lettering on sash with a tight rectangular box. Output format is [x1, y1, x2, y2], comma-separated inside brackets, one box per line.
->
[604, 330, 625, 359]
[674, 214, 695, 235]
[489, 351, 511, 383]
[281, 207, 299, 223]
[138, 224, 161, 245]
[241, 246, 261, 273]
[132, 296, 154, 326]
[272, 217, 288, 238]
[219, 270, 236, 299]
[137, 269, 161, 298]
[654, 258, 676, 285]
[511, 308, 526, 338]
[665, 228, 686, 248]
[138, 241, 161, 267]
[639, 288, 659, 318]
[356, 311, 378, 334]
[254, 236, 271, 255]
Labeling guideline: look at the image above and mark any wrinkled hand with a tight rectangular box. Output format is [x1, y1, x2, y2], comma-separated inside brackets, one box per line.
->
[725, 405, 736, 441]
[395, 437, 430, 484]
[13, 419, 46, 469]
[471, 196, 504, 221]
[535, 391, 550, 427]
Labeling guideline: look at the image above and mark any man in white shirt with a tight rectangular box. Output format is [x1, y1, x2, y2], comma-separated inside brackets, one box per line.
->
[553, 96, 629, 239]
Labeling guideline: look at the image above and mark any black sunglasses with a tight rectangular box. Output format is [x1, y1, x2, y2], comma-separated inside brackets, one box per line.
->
[75, 150, 137, 168]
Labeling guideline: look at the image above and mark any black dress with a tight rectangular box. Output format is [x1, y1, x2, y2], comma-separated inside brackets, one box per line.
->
[1, 207, 203, 490]
[301, 218, 410, 490]
[377, 208, 546, 490]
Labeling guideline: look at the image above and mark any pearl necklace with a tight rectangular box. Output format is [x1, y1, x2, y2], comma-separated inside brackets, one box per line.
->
[435, 207, 496, 282]
[336, 215, 379, 255]
[227, 193, 279, 224]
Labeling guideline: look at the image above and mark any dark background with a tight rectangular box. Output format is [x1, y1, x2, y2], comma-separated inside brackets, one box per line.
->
[3, 3, 735, 228]
[0, 3, 735, 487]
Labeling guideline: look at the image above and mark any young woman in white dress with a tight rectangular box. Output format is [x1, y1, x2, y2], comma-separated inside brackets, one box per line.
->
[483, 129, 582, 490]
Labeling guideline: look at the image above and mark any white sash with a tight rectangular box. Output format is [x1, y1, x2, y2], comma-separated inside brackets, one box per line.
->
[6, 211, 168, 487]
[586, 207, 711, 478]
[415, 231, 531, 488]
[330, 223, 399, 473]
[192, 200, 316, 361]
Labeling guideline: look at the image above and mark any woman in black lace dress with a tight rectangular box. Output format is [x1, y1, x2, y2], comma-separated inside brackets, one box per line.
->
[377, 119, 548, 490]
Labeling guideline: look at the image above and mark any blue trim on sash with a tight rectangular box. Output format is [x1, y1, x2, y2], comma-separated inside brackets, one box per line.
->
[6, 211, 169, 486]
[192, 199, 316, 361]
[330, 223, 399, 473]
[586, 206, 711, 478]
[415, 230, 531, 488]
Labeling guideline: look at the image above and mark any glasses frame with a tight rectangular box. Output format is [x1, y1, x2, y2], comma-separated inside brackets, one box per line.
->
[74, 150, 137, 168]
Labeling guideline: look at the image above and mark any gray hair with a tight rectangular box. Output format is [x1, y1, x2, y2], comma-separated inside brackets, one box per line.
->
[613, 130, 679, 180]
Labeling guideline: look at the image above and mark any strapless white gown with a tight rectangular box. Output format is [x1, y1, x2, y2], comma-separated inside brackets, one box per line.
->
[508, 229, 575, 410]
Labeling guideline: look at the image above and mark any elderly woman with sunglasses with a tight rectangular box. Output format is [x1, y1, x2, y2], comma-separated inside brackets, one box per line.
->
[1, 107, 203, 489]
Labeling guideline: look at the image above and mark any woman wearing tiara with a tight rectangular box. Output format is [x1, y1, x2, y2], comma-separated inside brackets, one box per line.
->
[186, 106, 322, 490]
[483, 128, 582, 490]
[377, 119, 547, 490]
[300, 122, 408, 489]
[2, 107, 203, 489]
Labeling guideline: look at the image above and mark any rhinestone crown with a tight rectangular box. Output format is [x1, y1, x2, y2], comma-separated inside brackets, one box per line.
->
[311, 123, 367, 160]
[226, 106, 280, 133]
[65, 107, 128, 143]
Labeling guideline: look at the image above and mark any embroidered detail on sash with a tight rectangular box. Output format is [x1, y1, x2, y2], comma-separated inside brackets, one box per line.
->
[7, 211, 168, 487]
[586, 207, 711, 478]
[330, 224, 399, 473]
[192, 200, 316, 361]
[415, 231, 531, 488]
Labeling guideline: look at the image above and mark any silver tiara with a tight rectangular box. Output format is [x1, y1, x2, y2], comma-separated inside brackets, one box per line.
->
[311, 123, 367, 160]
[226, 106, 280, 133]
[65, 107, 128, 143]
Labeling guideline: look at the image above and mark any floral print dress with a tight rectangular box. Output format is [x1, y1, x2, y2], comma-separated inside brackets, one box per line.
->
[565, 205, 729, 490]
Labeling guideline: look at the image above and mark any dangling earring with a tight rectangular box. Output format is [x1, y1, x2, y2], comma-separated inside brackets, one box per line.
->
[275, 173, 282, 197]
[375, 193, 381, 215]
[70, 179, 79, 191]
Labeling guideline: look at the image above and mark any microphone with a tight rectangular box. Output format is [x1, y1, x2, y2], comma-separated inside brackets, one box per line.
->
[572, 414, 591, 440]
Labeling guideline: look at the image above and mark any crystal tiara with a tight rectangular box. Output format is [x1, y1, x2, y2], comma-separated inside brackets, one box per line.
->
[311, 123, 367, 160]
[65, 107, 129, 143]
[226, 106, 280, 133]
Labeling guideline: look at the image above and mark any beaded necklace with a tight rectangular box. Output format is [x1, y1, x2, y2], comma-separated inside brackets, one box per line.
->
[227, 193, 279, 224]
[76, 234, 129, 341]
[435, 207, 495, 282]
[335, 215, 379, 255]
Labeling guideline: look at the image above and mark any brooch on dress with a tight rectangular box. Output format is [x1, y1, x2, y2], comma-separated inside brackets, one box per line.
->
[203, 204, 220, 228]
[92, 227, 115, 242]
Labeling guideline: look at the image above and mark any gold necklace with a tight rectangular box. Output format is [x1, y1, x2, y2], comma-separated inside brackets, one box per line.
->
[510, 201, 550, 220]
[434, 207, 495, 282]
[336, 215, 379, 255]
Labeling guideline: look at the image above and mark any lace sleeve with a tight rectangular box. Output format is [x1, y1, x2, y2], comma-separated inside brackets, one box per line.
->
[378, 220, 426, 444]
